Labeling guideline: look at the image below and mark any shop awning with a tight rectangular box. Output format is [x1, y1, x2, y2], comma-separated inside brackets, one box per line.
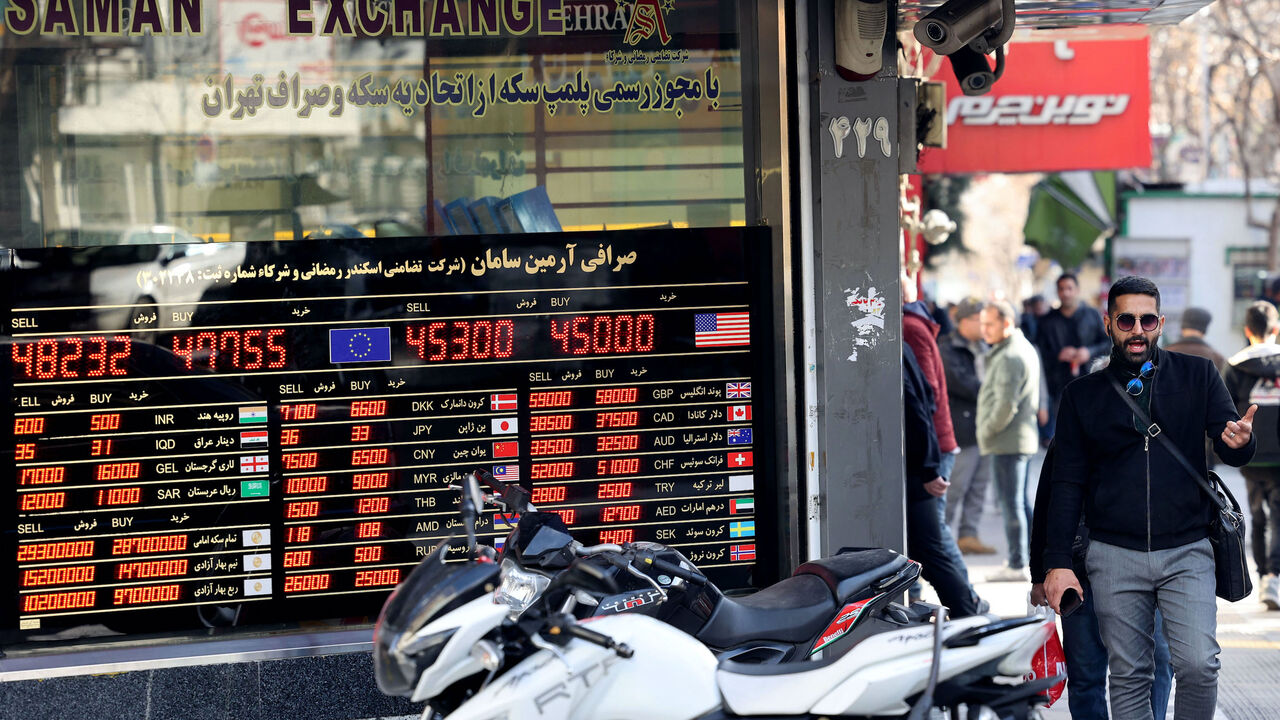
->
[1023, 171, 1116, 268]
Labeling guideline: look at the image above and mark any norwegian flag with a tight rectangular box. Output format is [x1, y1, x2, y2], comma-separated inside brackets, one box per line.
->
[493, 465, 520, 482]
[726, 382, 752, 399]
[730, 544, 756, 561]
[491, 393, 518, 411]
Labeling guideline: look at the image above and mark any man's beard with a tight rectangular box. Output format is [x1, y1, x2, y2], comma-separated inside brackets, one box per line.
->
[1111, 332, 1155, 369]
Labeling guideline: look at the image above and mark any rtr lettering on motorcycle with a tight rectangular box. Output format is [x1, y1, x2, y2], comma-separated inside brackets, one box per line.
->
[809, 593, 883, 654]
[533, 654, 621, 714]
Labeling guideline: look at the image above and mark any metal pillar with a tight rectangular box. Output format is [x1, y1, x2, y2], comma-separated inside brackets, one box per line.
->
[798, 0, 907, 557]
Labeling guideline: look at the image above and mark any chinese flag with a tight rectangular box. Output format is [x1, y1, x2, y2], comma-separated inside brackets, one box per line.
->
[493, 441, 519, 458]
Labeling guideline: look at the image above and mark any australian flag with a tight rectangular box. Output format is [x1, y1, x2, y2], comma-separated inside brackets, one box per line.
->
[728, 428, 752, 445]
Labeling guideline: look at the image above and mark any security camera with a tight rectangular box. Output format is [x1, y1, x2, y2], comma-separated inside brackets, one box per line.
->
[912, 0, 1015, 96]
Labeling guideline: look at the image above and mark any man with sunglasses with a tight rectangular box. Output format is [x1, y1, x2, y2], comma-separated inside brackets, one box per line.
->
[1044, 276, 1257, 720]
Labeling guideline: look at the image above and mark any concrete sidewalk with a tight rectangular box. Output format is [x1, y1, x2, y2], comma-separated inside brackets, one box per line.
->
[926, 451, 1280, 719]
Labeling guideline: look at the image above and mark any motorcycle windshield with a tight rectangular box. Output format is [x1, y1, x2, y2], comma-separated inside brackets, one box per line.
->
[510, 513, 575, 569]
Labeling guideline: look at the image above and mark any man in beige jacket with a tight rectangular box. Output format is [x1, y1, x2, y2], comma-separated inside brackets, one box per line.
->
[977, 301, 1042, 582]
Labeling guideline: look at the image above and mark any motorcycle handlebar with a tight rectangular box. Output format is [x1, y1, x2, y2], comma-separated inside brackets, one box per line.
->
[635, 552, 707, 585]
[565, 621, 634, 658]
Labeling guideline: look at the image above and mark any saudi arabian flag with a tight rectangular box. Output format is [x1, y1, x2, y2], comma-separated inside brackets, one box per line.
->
[239, 406, 268, 424]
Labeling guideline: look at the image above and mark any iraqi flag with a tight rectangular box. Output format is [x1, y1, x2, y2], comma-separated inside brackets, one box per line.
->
[240, 430, 269, 447]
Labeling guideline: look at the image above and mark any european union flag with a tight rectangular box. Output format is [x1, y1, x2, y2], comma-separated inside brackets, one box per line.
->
[330, 327, 391, 364]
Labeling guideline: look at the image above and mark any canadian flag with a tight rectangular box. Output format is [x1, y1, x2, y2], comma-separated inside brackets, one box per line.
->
[730, 405, 752, 422]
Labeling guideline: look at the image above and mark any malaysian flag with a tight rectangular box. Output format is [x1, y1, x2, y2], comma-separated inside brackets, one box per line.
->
[726, 382, 752, 398]
[730, 544, 756, 561]
[694, 312, 750, 347]
[493, 465, 521, 482]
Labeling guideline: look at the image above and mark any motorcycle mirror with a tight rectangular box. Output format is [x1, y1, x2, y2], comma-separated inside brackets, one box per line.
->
[464, 474, 485, 514]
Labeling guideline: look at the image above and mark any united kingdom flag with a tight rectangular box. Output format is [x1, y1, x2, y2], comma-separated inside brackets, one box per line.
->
[726, 382, 752, 399]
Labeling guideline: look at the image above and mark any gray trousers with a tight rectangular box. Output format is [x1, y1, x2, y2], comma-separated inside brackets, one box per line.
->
[1087, 538, 1220, 720]
[945, 445, 989, 539]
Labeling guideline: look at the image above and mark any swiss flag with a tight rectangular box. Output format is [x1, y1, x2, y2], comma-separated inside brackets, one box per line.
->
[730, 405, 751, 422]
[493, 441, 519, 458]
[491, 393, 518, 411]
[728, 451, 753, 468]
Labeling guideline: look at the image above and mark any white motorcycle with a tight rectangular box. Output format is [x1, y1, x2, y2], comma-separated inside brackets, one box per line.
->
[373, 478, 1061, 720]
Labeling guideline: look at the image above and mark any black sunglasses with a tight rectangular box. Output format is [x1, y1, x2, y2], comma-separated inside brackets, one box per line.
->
[1115, 313, 1159, 332]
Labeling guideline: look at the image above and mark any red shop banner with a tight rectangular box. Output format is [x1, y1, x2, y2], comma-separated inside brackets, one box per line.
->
[917, 37, 1151, 174]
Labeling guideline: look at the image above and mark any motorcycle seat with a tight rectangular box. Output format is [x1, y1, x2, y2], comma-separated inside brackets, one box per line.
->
[794, 548, 909, 603]
[698, 574, 835, 647]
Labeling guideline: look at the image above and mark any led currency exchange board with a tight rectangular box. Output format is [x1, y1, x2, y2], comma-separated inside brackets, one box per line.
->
[2, 228, 775, 645]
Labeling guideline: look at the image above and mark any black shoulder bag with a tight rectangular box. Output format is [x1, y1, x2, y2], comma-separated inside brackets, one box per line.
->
[1107, 375, 1252, 602]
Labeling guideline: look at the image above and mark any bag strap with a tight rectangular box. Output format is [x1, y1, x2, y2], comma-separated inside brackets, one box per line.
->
[1105, 373, 1231, 513]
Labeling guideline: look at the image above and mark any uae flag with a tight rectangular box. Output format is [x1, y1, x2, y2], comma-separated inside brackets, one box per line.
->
[731, 498, 755, 514]
[491, 393, 518, 411]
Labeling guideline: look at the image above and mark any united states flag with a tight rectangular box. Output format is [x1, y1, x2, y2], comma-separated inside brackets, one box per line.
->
[726, 382, 752, 398]
[695, 313, 750, 347]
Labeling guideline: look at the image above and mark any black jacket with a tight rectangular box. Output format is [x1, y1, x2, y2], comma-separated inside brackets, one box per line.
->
[1036, 305, 1110, 398]
[938, 330, 986, 448]
[1044, 348, 1255, 569]
[903, 343, 941, 504]
[1222, 343, 1280, 465]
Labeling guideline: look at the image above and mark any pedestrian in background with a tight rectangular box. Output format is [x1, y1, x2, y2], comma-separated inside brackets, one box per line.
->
[902, 342, 986, 617]
[1167, 306, 1226, 372]
[938, 297, 996, 555]
[1037, 273, 1110, 441]
[1021, 294, 1048, 345]
[976, 301, 1040, 582]
[902, 273, 972, 600]
[1045, 276, 1256, 720]
[1221, 301, 1280, 610]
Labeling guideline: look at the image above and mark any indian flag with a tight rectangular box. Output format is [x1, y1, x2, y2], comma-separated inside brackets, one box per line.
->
[239, 406, 268, 424]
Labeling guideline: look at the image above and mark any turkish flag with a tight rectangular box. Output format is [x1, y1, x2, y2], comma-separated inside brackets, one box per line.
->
[493, 441, 519, 458]
[727, 451, 753, 468]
